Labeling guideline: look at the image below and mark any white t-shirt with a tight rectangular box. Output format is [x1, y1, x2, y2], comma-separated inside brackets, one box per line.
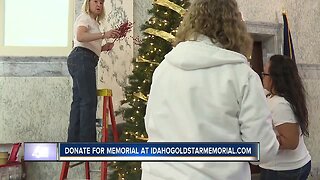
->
[73, 13, 102, 56]
[260, 95, 311, 171]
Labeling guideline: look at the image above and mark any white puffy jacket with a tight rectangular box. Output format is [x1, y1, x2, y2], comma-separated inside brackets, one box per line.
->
[142, 35, 279, 180]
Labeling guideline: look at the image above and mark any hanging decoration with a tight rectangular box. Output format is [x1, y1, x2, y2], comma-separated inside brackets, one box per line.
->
[144, 28, 175, 43]
[154, 0, 186, 16]
[133, 92, 148, 102]
[135, 56, 160, 65]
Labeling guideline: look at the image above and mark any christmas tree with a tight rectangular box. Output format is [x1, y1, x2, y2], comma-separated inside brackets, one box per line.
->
[109, 0, 190, 179]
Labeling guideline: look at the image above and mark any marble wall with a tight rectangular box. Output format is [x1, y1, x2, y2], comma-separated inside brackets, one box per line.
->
[238, 0, 320, 171]
[238, 0, 320, 65]
[133, 0, 152, 56]
[0, 0, 319, 179]
[96, 0, 133, 122]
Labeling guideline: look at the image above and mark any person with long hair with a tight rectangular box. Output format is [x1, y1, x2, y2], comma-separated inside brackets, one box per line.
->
[260, 55, 311, 180]
[67, 0, 120, 142]
[141, 0, 279, 179]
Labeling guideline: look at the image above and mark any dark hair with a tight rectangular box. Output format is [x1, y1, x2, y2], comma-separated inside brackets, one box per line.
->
[269, 55, 309, 136]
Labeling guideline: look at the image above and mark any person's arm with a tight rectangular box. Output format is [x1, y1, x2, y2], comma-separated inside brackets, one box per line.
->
[238, 71, 279, 165]
[276, 123, 299, 150]
[101, 42, 114, 52]
[271, 102, 300, 150]
[76, 26, 120, 42]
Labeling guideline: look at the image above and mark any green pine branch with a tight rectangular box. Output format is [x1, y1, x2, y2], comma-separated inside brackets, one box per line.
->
[109, 1, 190, 179]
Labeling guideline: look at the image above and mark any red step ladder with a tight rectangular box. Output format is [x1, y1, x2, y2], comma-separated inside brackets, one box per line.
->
[60, 89, 119, 180]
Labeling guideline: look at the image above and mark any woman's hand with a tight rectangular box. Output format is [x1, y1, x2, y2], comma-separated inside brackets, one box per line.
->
[101, 42, 114, 52]
[104, 29, 120, 39]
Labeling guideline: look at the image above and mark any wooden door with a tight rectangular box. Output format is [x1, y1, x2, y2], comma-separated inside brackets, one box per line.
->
[249, 41, 263, 174]
[249, 41, 263, 81]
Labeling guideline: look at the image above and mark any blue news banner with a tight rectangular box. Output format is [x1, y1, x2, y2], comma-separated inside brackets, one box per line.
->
[24, 142, 259, 162]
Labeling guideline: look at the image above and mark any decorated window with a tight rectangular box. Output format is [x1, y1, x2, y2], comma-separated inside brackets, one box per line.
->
[0, 0, 74, 56]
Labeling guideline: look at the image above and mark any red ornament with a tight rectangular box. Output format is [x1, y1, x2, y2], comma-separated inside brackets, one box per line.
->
[113, 21, 133, 43]
[131, 36, 143, 45]
[112, 21, 143, 45]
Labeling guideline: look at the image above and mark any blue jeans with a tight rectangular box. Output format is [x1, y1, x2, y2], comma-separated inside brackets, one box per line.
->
[67, 47, 99, 142]
[260, 161, 311, 180]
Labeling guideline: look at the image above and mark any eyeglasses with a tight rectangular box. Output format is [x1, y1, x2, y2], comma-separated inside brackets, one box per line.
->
[261, 72, 270, 77]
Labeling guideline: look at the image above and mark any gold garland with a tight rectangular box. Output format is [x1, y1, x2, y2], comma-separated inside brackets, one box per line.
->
[127, 131, 149, 141]
[154, 0, 186, 16]
[136, 56, 160, 65]
[144, 28, 175, 43]
[136, 137, 149, 141]
[133, 92, 148, 102]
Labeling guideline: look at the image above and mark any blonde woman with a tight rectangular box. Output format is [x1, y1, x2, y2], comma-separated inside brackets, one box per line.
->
[67, 0, 120, 142]
[142, 0, 279, 179]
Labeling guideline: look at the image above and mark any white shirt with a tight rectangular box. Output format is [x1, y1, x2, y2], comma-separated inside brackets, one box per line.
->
[260, 95, 311, 171]
[73, 13, 102, 56]
[141, 35, 279, 180]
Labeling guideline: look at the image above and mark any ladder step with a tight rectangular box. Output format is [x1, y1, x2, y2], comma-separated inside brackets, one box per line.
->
[69, 162, 84, 168]
[61, 89, 117, 180]
[89, 169, 101, 172]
